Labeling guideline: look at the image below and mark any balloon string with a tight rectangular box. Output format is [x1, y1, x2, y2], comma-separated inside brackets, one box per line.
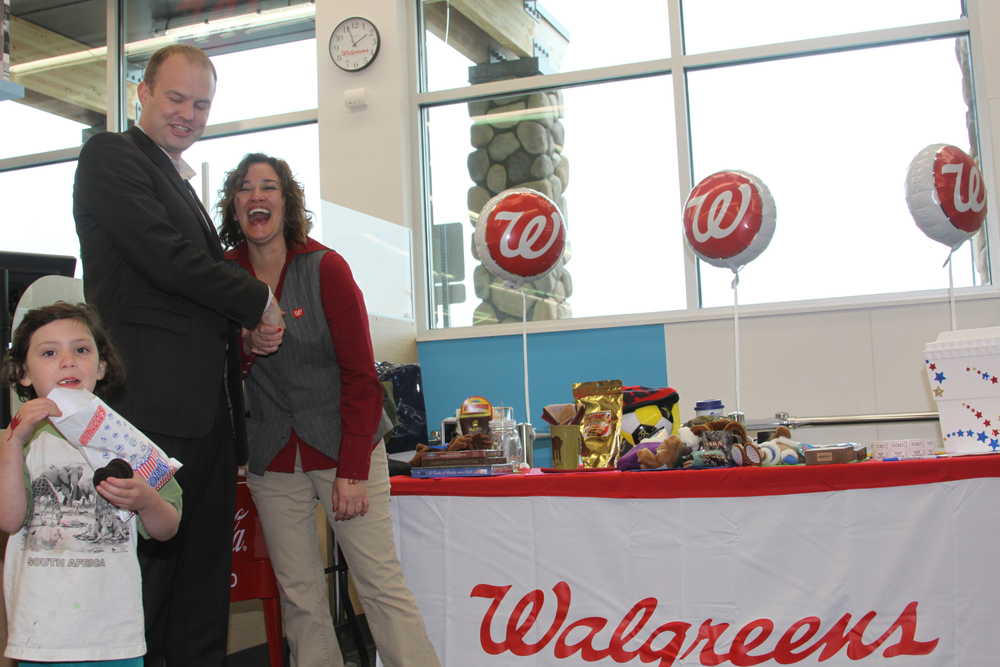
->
[521, 290, 531, 428]
[732, 270, 741, 416]
[947, 250, 956, 331]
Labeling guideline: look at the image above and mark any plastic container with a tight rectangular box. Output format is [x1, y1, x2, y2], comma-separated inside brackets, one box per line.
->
[490, 407, 524, 466]
[694, 399, 725, 418]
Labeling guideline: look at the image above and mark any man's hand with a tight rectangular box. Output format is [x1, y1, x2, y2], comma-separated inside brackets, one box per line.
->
[332, 477, 368, 521]
[247, 297, 286, 355]
[262, 296, 285, 329]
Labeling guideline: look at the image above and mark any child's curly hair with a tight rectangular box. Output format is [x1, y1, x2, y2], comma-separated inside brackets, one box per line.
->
[2, 302, 126, 401]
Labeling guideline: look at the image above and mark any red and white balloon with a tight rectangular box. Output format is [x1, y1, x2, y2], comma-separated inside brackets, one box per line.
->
[906, 144, 987, 249]
[683, 170, 776, 272]
[475, 188, 567, 287]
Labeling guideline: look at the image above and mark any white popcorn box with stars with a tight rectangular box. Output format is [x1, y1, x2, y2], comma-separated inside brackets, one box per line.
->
[47, 387, 182, 490]
[924, 326, 1000, 454]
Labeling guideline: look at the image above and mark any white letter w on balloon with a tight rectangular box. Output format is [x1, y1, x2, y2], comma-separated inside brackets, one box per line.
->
[941, 162, 986, 213]
[687, 183, 751, 243]
[496, 210, 561, 259]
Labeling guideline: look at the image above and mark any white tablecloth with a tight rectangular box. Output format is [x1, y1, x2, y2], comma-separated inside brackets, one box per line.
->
[389, 458, 1000, 666]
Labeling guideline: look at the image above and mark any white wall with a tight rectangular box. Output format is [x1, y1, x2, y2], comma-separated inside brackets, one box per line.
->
[315, 1, 420, 364]
[666, 294, 1000, 445]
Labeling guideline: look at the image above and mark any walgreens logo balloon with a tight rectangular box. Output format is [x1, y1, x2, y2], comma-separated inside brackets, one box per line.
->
[906, 144, 987, 249]
[683, 170, 776, 271]
[475, 188, 567, 287]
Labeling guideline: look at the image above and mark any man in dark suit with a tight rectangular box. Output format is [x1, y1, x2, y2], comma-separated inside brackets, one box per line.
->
[73, 44, 283, 667]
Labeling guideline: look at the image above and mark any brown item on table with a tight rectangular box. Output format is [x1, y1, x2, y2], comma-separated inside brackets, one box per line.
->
[408, 443, 432, 467]
[683, 417, 760, 467]
[408, 431, 491, 467]
[550, 424, 583, 470]
[448, 431, 492, 451]
[723, 420, 749, 443]
[542, 403, 584, 426]
[636, 435, 683, 469]
[572, 379, 624, 468]
[416, 455, 508, 468]
[804, 445, 856, 465]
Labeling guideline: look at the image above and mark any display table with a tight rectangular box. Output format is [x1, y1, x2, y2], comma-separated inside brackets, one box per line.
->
[390, 457, 1000, 667]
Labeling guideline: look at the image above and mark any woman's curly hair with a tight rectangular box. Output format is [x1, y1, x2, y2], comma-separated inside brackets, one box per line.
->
[216, 153, 313, 249]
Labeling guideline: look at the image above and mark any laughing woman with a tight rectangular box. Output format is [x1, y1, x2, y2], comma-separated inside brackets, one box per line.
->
[217, 153, 439, 667]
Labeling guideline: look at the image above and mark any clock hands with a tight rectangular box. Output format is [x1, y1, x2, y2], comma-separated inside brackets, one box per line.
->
[331, 18, 377, 70]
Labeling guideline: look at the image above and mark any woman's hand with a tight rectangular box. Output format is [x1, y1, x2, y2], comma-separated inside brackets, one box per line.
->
[332, 477, 368, 521]
[247, 322, 284, 355]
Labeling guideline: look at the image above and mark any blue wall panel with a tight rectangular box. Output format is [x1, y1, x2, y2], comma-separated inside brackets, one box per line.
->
[417, 324, 668, 433]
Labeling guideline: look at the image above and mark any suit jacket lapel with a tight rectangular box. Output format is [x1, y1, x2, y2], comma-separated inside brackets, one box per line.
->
[127, 127, 223, 259]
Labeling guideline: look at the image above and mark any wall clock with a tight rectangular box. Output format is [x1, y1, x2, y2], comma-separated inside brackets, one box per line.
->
[329, 16, 380, 72]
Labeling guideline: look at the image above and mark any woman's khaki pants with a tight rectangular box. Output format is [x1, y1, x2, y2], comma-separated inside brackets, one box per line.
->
[247, 441, 440, 667]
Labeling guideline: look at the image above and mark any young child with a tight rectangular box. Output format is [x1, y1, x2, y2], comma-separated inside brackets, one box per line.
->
[0, 302, 182, 666]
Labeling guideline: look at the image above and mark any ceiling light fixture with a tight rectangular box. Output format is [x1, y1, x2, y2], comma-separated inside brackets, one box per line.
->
[10, 3, 315, 77]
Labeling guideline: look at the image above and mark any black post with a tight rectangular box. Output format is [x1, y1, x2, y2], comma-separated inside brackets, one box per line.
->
[1, 266, 10, 426]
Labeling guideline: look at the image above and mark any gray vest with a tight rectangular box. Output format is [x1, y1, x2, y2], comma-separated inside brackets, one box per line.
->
[244, 249, 387, 474]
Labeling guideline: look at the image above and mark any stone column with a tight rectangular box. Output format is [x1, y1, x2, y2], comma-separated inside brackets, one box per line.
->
[466, 60, 573, 325]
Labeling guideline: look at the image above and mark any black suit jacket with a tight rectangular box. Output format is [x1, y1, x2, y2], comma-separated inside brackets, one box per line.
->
[74, 127, 268, 460]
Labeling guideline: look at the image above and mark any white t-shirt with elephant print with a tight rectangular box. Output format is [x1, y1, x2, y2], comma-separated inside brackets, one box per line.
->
[4, 423, 146, 661]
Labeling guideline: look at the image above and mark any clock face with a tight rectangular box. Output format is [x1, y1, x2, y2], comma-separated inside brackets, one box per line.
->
[329, 17, 380, 72]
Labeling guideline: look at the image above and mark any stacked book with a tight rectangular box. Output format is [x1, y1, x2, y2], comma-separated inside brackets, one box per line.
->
[410, 448, 514, 478]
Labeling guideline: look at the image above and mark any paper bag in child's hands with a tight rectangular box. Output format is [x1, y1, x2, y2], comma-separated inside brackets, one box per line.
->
[46, 387, 182, 491]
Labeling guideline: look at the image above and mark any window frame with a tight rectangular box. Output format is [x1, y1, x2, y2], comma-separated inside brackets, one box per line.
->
[412, 1, 1000, 340]
[0, 0, 320, 230]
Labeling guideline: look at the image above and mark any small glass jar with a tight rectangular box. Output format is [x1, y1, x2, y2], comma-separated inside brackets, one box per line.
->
[490, 406, 524, 466]
[694, 399, 725, 418]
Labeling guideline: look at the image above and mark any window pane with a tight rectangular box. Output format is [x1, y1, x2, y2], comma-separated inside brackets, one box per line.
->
[688, 38, 977, 308]
[1, 1, 106, 159]
[1, 161, 82, 273]
[424, 75, 682, 328]
[421, 1, 670, 92]
[124, 1, 315, 126]
[0, 125, 320, 287]
[201, 40, 317, 125]
[183, 123, 322, 241]
[682, 0, 963, 54]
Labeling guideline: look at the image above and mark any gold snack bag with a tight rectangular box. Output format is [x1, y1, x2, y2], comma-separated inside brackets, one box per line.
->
[572, 380, 624, 468]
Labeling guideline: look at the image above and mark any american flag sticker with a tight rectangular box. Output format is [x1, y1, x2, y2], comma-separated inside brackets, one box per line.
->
[137, 448, 175, 490]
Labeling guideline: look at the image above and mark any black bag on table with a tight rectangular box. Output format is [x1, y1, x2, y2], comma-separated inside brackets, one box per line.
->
[376, 362, 429, 455]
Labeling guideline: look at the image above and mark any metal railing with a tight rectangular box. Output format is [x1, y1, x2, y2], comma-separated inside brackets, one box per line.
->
[745, 411, 938, 432]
